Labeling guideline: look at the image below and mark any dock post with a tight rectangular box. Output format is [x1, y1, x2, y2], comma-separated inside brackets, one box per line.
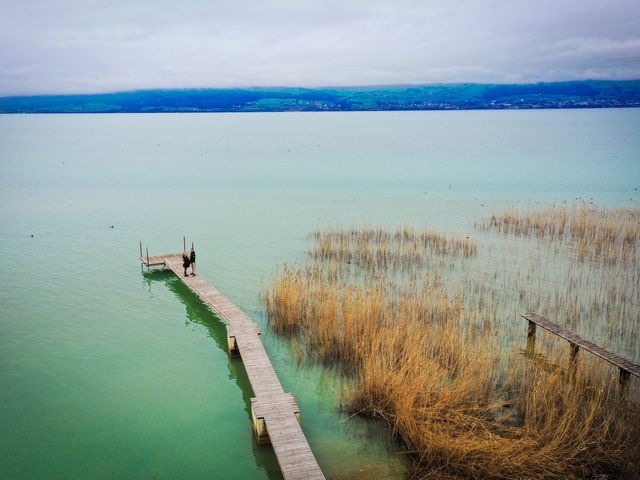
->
[226, 327, 240, 357]
[568, 343, 579, 379]
[140, 241, 143, 273]
[227, 336, 240, 357]
[183, 236, 186, 252]
[619, 368, 630, 399]
[146, 247, 150, 272]
[526, 320, 537, 355]
[251, 399, 270, 445]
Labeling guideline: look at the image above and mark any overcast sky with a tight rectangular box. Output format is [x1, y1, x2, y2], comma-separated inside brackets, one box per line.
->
[0, 0, 639, 96]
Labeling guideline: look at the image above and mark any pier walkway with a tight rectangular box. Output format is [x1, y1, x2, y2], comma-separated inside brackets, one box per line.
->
[142, 251, 326, 480]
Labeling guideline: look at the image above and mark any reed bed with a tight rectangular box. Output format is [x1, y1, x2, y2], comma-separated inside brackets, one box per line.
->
[263, 216, 640, 479]
[309, 225, 476, 273]
[263, 264, 639, 479]
[479, 205, 640, 264]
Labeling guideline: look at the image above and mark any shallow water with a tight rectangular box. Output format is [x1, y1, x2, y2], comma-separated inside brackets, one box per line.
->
[1, 109, 639, 479]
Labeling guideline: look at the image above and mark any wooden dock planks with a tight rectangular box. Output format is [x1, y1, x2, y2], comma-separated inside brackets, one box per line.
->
[147, 252, 326, 480]
[522, 313, 640, 378]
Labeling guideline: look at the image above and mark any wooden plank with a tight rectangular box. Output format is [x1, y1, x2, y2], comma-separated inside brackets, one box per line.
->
[267, 415, 325, 480]
[522, 313, 640, 378]
[152, 252, 325, 480]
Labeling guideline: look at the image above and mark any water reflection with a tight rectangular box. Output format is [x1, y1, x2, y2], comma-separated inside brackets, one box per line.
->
[143, 269, 283, 480]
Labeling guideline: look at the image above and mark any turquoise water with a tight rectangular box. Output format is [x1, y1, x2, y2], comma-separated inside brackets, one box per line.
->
[0, 109, 639, 479]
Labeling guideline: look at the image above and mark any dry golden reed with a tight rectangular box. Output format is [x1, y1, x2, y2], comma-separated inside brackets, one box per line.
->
[309, 225, 476, 272]
[480, 205, 640, 264]
[263, 218, 640, 479]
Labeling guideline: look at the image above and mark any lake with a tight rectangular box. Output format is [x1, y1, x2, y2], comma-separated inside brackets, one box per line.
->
[1, 109, 638, 479]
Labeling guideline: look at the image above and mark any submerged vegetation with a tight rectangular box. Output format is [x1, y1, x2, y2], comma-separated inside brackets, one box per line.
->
[263, 210, 640, 479]
[480, 205, 640, 264]
[310, 225, 476, 272]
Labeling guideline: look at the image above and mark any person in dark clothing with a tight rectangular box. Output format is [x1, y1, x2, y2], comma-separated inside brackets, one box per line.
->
[182, 252, 191, 277]
[190, 246, 196, 276]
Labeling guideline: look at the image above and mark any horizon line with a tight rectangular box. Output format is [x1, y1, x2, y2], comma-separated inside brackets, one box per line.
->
[2, 78, 640, 99]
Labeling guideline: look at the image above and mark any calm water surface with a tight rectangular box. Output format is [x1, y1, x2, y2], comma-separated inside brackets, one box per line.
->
[1, 110, 638, 479]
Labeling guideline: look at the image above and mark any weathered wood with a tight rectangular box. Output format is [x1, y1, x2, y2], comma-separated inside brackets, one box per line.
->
[569, 343, 580, 379]
[149, 251, 325, 480]
[140, 254, 167, 267]
[619, 369, 631, 398]
[522, 313, 640, 387]
[526, 320, 537, 354]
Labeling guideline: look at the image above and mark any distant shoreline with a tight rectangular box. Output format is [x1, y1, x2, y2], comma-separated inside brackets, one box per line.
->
[2, 106, 640, 116]
[1, 80, 639, 114]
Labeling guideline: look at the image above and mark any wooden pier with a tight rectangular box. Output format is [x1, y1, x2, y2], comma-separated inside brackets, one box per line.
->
[522, 313, 640, 396]
[141, 250, 326, 480]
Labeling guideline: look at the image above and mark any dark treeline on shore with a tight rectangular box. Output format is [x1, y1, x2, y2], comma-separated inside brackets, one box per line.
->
[1, 80, 639, 113]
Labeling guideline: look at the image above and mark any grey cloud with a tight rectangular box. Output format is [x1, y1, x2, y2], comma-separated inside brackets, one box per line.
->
[0, 0, 639, 95]
[552, 37, 640, 59]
